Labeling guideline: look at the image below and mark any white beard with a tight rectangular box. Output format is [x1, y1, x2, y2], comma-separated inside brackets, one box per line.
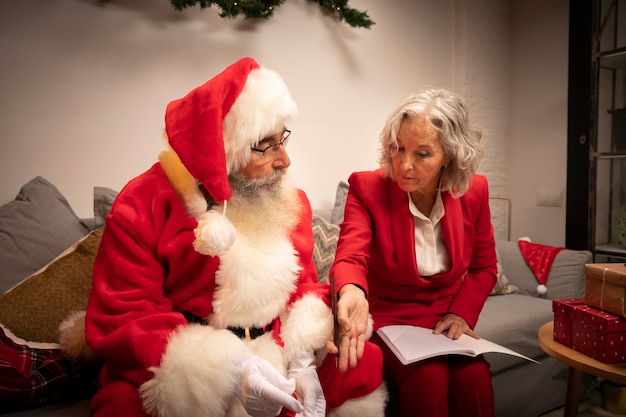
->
[209, 171, 304, 329]
[224, 170, 302, 236]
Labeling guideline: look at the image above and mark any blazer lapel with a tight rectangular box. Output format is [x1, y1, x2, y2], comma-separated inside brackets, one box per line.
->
[440, 192, 463, 274]
[388, 181, 420, 277]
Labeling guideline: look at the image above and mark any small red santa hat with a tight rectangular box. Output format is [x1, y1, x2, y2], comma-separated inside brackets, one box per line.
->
[164, 57, 297, 256]
[517, 237, 565, 295]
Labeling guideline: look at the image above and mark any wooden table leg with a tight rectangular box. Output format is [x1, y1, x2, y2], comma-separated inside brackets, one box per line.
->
[563, 367, 583, 417]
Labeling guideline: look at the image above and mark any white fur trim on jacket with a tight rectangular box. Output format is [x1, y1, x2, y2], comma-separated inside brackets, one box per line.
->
[211, 233, 300, 328]
[328, 383, 389, 417]
[58, 310, 101, 363]
[280, 293, 333, 363]
[139, 324, 249, 417]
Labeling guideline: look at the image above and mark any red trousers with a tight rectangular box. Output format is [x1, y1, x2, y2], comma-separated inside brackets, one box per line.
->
[372, 333, 494, 417]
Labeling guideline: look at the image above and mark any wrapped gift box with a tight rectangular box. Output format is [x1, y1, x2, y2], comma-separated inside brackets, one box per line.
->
[584, 263, 626, 318]
[571, 303, 626, 364]
[552, 298, 586, 347]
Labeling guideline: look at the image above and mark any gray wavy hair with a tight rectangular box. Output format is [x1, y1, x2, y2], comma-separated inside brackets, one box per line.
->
[378, 87, 483, 198]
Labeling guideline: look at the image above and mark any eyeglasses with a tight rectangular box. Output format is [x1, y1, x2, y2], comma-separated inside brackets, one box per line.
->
[250, 129, 291, 158]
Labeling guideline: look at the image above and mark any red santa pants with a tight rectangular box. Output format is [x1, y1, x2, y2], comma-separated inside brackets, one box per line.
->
[279, 339, 384, 416]
[90, 341, 383, 417]
[372, 333, 494, 417]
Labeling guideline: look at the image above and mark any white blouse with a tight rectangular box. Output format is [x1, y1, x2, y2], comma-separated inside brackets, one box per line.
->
[408, 192, 450, 277]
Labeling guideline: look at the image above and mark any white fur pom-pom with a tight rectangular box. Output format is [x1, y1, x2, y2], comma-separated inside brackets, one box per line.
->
[537, 284, 547, 295]
[518, 236, 531, 243]
[193, 210, 236, 256]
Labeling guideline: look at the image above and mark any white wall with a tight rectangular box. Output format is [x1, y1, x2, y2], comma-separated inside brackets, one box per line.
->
[453, 0, 512, 241]
[508, 0, 569, 245]
[0, 0, 571, 246]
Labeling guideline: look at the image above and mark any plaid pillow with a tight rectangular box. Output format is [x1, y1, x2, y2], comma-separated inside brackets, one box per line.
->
[0, 325, 97, 409]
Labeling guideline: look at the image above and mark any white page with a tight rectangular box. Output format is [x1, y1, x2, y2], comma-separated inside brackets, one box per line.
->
[377, 325, 539, 365]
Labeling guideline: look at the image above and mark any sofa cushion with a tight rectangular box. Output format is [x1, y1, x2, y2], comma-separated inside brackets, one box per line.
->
[0, 177, 91, 294]
[331, 181, 349, 225]
[475, 294, 553, 374]
[0, 230, 101, 344]
[93, 186, 118, 229]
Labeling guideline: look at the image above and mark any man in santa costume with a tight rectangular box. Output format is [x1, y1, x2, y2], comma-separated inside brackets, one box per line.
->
[64, 57, 387, 417]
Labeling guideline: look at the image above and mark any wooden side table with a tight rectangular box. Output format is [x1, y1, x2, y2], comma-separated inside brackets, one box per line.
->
[537, 321, 626, 417]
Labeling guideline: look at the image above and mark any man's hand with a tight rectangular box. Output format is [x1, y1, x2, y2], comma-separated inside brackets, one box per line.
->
[325, 284, 369, 372]
[235, 355, 304, 417]
[433, 313, 478, 340]
[288, 352, 325, 417]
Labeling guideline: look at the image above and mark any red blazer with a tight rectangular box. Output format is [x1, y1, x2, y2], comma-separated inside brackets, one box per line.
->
[332, 170, 497, 331]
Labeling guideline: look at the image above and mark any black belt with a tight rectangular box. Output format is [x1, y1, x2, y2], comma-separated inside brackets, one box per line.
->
[183, 313, 271, 340]
[226, 324, 272, 340]
[183, 312, 209, 325]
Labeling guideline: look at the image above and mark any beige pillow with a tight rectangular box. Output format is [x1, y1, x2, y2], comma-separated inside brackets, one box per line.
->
[0, 230, 102, 343]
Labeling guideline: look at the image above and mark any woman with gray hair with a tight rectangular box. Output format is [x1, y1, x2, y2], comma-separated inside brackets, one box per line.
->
[328, 87, 497, 417]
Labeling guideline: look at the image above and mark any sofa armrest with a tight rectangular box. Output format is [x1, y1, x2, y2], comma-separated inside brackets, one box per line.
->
[495, 240, 592, 300]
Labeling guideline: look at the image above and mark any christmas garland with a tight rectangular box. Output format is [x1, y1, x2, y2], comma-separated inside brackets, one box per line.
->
[168, 0, 374, 28]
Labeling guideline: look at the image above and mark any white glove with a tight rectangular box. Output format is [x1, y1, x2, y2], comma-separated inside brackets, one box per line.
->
[287, 352, 326, 417]
[235, 355, 304, 417]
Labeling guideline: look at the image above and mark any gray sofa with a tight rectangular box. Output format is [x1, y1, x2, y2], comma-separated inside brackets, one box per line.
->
[0, 177, 592, 417]
[477, 239, 591, 417]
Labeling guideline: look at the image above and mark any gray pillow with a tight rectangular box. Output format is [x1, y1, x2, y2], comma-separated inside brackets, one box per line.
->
[330, 181, 349, 225]
[0, 177, 90, 293]
[93, 186, 118, 230]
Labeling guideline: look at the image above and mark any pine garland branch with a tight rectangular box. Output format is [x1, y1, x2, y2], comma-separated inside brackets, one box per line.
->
[313, 0, 374, 29]
[167, 0, 374, 28]
[169, 0, 284, 20]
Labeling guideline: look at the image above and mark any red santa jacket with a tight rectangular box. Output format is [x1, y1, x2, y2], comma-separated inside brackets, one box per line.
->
[332, 170, 497, 331]
[85, 163, 332, 416]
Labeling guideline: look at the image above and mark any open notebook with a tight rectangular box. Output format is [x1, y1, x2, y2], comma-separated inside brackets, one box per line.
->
[377, 325, 538, 365]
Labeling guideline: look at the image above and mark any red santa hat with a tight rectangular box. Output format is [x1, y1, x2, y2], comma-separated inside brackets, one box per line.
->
[163, 57, 297, 256]
[517, 237, 565, 295]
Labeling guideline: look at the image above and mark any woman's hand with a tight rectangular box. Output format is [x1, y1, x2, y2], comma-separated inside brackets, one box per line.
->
[326, 284, 369, 372]
[433, 313, 478, 340]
